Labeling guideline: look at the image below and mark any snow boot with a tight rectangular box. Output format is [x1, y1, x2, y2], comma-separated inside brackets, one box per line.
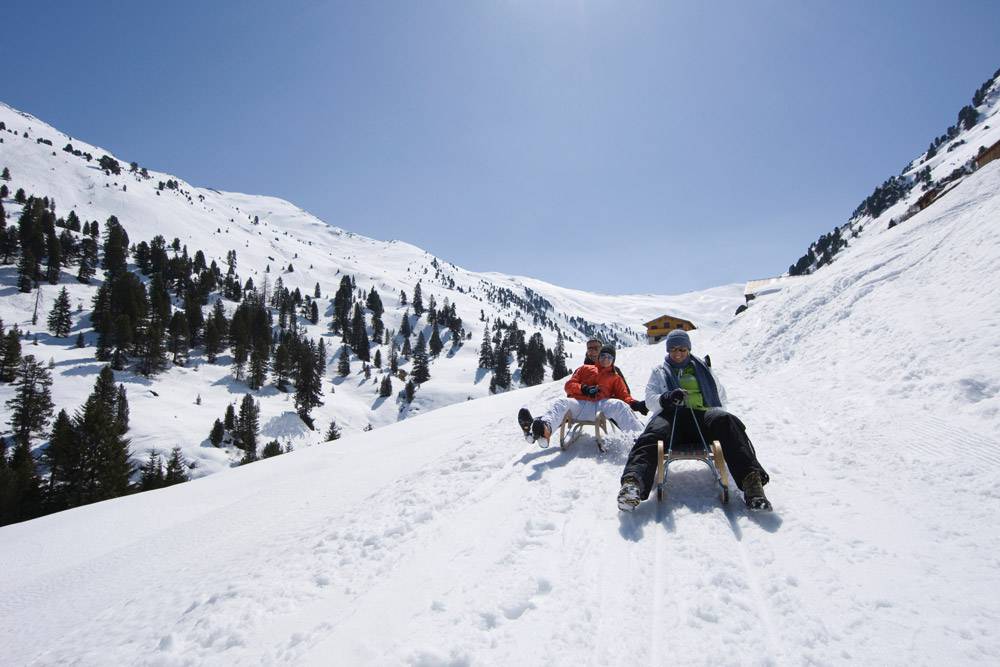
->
[517, 408, 534, 439]
[531, 418, 551, 447]
[742, 471, 772, 511]
[617, 476, 641, 512]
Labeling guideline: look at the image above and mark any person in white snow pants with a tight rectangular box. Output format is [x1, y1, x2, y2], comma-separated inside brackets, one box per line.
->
[518, 345, 647, 444]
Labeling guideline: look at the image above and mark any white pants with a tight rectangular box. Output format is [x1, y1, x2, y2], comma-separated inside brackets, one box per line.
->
[540, 398, 644, 434]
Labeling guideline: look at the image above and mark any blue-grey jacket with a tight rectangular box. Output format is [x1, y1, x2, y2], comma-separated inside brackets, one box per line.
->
[643, 355, 727, 419]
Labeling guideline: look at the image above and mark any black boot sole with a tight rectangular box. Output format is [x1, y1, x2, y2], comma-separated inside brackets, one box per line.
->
[517, 408, 533, 436]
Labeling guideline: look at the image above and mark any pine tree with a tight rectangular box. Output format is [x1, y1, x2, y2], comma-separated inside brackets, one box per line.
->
[45, 409, 82, 509]
[373, 349, 382, 368]
[73, 391, 133, 502]
[224, 404, 236, 430]
[138, 450, 165, 491]
[163, 447, 189, 485]
[112, 314, 133, 370]
[46, 287, 73, 338]
[337, 345, 351, 377]
[205, 318, 220, 363]
[2, 439, 43, 524]
[184, 294, 204, 347]
[352, 311, 371, 363]
[0, 326, 22, 382]
[0, 225, 17, 266]
[247, 341, 269, 389]
[137, 321, 167, 376]
[404, 379, 415, 403]
[333, 275, 353, 331]
[115, 384, 130, 435]
[478, 327, 495, 369]
[521, 333, 547, 387]
[491, 343, 511, 393]
[209, 419, 225, 446]
[366, 287, 384, 316]
[45, 232, 61, 284]
[16, 247, 36, 292]
[379, 375, 393, 397]
[101, 216, 129, 279]
[236, 394, 259, 457]
[272, 342, 291, 391]
[261, 440, 283, 459]
[325, 419, 342, 441]
[294, 340, 323, 426]
[76, 237, 97, 283]
[371, 312, 384, 342]
[429, 323, 444, 357]
[412, 332, 430, 384]
[400, 309, 412, 337]
[412, 282, 424, 317]
[6, 355, 55, 446]
[551, 331, 569, 380]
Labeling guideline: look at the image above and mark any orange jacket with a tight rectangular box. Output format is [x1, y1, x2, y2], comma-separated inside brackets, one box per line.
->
[564, 364, 635, 403]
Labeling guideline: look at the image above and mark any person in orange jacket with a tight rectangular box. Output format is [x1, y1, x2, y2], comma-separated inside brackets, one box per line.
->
[518, 345, 646, 445]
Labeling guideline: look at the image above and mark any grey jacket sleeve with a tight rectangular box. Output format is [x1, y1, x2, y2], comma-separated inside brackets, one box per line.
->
[644, 367, 668, 419]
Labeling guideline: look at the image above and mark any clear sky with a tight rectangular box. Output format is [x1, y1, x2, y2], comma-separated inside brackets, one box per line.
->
[4, 1, 1000, 294]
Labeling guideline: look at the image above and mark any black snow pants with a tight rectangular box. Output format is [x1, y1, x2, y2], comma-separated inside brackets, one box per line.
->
[621, 406, 768, 500]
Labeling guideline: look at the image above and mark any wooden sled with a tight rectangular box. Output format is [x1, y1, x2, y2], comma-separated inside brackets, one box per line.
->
[558, 412, 611, 453]
[654, 437, 730, 504]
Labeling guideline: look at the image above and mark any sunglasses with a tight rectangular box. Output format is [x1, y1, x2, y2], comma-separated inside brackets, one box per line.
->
[598, 352, 614, 361]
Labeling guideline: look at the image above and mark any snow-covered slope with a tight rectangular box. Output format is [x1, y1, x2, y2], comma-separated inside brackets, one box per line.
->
[788, 67, 1000, 276]
[0, 101, 742, 477]
[2, 143, 998, 663]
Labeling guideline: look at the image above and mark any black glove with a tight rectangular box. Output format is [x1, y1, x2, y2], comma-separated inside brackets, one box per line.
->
[581, 384, 600, 397]
[659, 388, 687, 409]
[629, 400, 649, 415]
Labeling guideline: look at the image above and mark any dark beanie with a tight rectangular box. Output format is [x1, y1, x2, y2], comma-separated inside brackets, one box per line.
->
[665, 329, 691, 351]
[599, 345, 616, 359]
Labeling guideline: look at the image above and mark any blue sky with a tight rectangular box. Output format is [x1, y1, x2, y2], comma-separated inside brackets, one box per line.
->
[4, 1, 1000, 294]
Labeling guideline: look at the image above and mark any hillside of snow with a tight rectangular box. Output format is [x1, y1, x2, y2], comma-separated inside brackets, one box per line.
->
[2, 147, 998, 663]
[0, 101, 742, 479]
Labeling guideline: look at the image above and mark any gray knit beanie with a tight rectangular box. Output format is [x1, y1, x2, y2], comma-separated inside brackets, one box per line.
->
[665, 329, 692, 352]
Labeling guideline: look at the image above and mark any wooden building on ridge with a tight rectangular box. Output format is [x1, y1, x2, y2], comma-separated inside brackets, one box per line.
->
[644, 314, 696, 344]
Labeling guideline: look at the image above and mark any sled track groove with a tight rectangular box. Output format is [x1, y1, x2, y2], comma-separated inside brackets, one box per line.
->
[905, 416, 1000, 465]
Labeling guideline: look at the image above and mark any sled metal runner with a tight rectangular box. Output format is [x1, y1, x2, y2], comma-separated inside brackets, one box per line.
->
[558, 412, 610, 453]
[654, 404, 730, 504]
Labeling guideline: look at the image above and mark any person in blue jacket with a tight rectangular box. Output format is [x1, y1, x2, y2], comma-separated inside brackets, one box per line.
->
[617, 329, 771, 512]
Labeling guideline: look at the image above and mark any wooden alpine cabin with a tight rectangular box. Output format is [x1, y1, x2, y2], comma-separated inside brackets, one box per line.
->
[976, 139, 1000, 170]
[644, 314, 696, 344]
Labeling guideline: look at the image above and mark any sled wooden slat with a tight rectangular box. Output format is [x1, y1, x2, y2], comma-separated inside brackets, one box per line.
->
[655, 437, 730, 504]
[559, 412, 609, 452]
